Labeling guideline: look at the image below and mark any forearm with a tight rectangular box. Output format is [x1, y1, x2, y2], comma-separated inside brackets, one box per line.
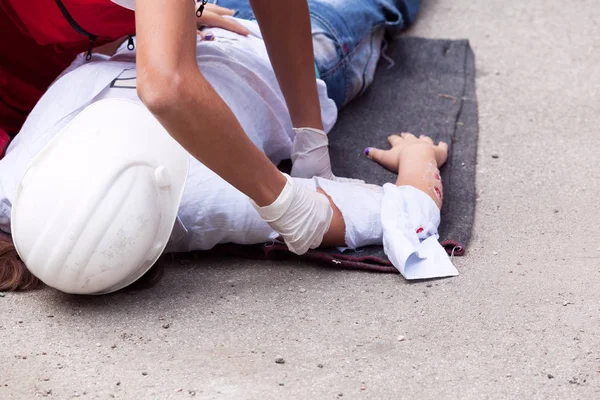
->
[317, 147, 445, 248]
[249, 0, 323, 130]
[317, 188, 346, 247]
[135, 0, 286, 206]
[396, 145, 444, 209]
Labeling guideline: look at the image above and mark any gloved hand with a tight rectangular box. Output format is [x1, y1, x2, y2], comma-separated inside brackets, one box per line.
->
[250, 173, 333, 255]
[290, 127, 364, 184]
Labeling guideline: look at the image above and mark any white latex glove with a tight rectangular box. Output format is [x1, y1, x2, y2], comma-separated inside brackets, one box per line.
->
[291, 127, 364, 184]
[250, 173, 333, 255]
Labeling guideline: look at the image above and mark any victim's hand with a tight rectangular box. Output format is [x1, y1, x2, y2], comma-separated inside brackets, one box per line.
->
[365, 133, 449, 172]
[196, 3, 250, 40]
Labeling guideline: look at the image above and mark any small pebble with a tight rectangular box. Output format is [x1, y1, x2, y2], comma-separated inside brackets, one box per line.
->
[317, 363, 324, 368]
[548, 373, 554, 379]
[188, 390, 196, 396]
[142, 372, 148, 376]
[18, 320, 23, 323]
[275, 357, 285, 364]
[506, 373, 512, 378]
[397, 335, 406, 342]
[299, 288, 307, 293]
[338, 394, 344, 397]
[492, 154, 499, 159]
[278, 383, 285, 386]
[116, 382, 121, 386]
[111, 344, 117, 349]
[492, 251, 498, 255]
[563, 301, 569, 306]
[96, 343, 101, 347]
[162, 323, 171, 329]
[360, 385, 366, 391]
[426, 283, 433, 288]
[175, 388, 183, 392]
[0, 292, 5, 297]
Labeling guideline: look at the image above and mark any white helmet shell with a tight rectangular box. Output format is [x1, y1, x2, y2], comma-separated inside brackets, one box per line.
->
[11, 99, 189, 294]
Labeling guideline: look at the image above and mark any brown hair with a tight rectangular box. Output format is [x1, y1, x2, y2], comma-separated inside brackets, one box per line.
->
[0, 233, 41, 291]
[0, 232, 165, 292]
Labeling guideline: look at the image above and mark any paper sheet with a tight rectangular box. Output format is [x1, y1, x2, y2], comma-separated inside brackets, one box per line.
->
[381, 184, 459, 280]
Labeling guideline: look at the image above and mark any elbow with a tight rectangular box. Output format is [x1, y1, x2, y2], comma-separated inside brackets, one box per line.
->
[136, 65, 188, 116]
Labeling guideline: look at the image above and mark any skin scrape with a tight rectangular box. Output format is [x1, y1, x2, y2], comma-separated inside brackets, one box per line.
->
[424, 161, 443, 202]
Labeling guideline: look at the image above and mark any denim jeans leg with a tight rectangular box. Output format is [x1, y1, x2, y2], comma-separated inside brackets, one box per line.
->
[309, 0, 420, 107]
[212, 0, 421, 108]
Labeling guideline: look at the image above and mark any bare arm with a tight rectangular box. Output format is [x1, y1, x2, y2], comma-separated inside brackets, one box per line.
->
[321, 133, 449, 247]
[366, 133, 448, 209]
[134, 0, 285, 206]
[249, 0, 323, 130]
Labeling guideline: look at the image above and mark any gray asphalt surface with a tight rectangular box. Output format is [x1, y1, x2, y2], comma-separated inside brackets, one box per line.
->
[2, 1, 600, 399]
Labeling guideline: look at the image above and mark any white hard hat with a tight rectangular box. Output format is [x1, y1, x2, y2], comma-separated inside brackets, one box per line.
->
[11, 98, 189, 295]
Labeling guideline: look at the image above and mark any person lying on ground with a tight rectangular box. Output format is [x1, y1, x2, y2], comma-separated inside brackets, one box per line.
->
[0, 8, 448, 294]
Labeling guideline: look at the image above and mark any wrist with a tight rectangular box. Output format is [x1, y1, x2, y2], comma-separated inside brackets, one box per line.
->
[253, 171, 288, 207]
[292, 114, 324, 131]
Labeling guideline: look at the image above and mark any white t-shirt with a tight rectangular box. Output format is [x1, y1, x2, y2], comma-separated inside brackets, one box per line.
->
[0, 19, 337, 235]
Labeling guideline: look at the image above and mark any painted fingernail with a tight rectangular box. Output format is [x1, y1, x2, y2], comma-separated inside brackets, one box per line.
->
[364, 148, 370, 156]
[206, 33, 214, 41]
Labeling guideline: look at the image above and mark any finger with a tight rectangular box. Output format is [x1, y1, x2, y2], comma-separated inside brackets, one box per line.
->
[197, 30, 215, 41]
[204, 3, 235, 16]
[436, 141, 449, 166]
[419, 134, 434, 144]
[400, 132, 416, 140]
[387, 134, 403, 146]
[198, 12, 250, 36]
[365, 147, 398, 172]
[437, 141, 449, 152]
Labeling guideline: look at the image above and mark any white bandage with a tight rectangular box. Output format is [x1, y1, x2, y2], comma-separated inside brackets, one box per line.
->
[291, 127, 364, 184]
[315, 178, 383, 249]
[250, 173, 333, 255]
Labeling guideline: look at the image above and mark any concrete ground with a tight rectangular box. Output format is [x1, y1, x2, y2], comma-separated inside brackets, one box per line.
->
[2, 0, 600, 399]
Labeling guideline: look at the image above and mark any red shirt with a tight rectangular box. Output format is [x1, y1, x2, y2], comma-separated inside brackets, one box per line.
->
[0, 0, 135, 157]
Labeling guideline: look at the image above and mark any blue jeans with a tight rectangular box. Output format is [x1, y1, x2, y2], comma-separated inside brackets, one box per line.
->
[213, 0, 420, 108]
